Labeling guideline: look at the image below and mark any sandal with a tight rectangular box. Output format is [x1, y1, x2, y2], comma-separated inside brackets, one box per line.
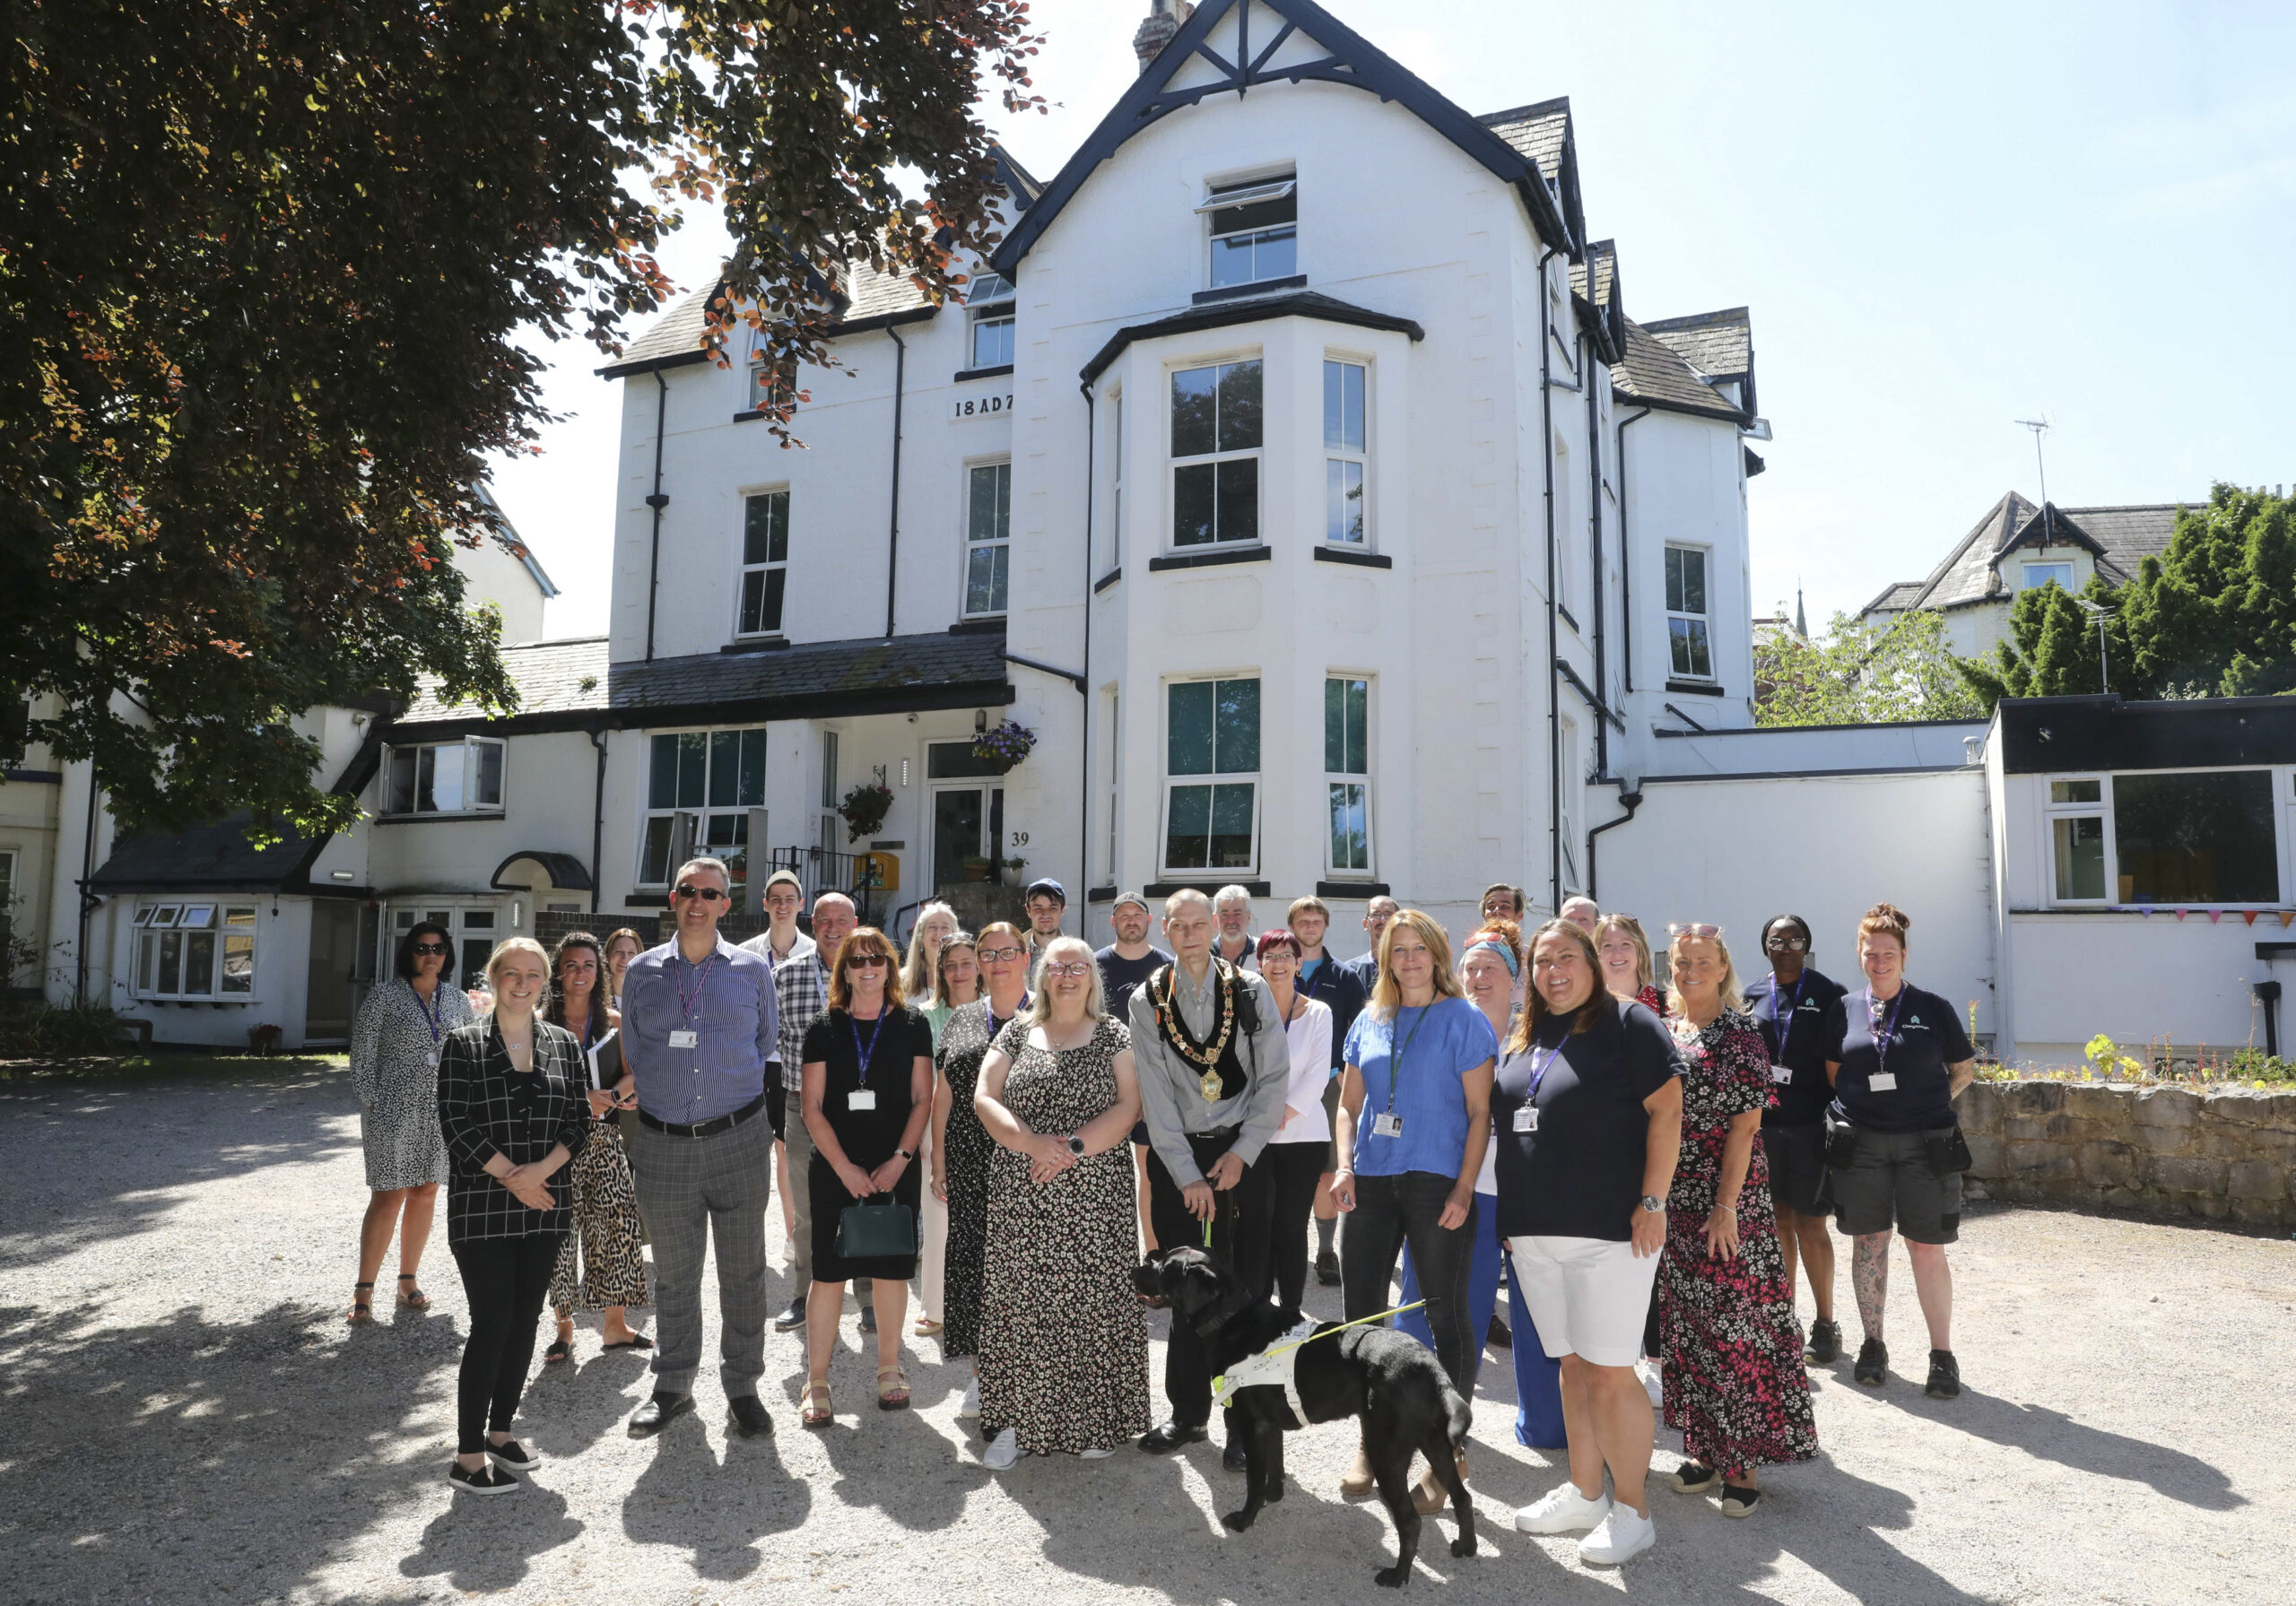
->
[347, 1282, 374, 1324]
[396, 1274, 431, 1311]
[876, 1365, 910, 1411]
[913, 1317, 943, 1337]
[602, 1333, 654, 1352]
[802, 1379, 832, 1428]
[544, 1338, 572, 1364]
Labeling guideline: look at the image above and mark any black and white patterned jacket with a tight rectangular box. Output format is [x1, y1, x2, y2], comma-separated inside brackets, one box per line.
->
[436, 1017, 589, 1246]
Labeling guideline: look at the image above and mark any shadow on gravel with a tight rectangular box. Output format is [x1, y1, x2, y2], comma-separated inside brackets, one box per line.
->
[401, 1482, 585, 1590]
[0, 1298, 447, 1602]
[0, 1075, 353, 1267]
[1900, 1387, 2245, 1510]
[618, 1407, 812, 1579]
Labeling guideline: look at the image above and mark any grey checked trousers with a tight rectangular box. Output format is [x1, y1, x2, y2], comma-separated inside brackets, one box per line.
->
[627, 1109, 773, 1397]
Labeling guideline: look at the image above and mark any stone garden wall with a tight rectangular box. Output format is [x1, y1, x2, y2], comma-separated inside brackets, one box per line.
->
[1958, 1080, 2296, 1230]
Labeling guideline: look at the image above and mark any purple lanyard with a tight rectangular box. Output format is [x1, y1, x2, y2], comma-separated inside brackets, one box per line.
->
[412, 982, 445, 1046]
[674, 952, 718, 1026]
[1770, 972, 1807, 1056]
[849, 1009, 889, 1086]
[1522, 1035, 1567, 1101]
[986, 993, 1031, 1043]
[1866, 986, 1907, 1078]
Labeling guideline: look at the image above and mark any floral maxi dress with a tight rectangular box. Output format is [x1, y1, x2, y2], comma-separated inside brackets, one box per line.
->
[976, 1017, 1151, 1454]
[934, 1001, 1007, 1359]
[1659, 1008, 1819, 1476]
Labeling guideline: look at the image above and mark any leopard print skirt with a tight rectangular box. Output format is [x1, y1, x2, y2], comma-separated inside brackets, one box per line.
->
[551, 1123, 650, 1315]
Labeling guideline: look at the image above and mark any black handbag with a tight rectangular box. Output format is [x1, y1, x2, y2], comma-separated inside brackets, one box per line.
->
[1924, 1123, 1975, 1176]
[1822, 1110, 1860, 1171]
[835, 1195, 918, 1261]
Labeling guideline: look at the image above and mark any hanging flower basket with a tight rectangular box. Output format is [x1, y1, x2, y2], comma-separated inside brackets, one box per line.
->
[838, 780, 895, 843]
[973, 719, 1038, 775]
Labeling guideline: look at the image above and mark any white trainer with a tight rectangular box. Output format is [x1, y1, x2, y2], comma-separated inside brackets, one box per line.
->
[957, 1376, 980, 1419]
[1513, 1480, 1611, 1534]
[1578, 1504, 1657, 1566]
[982, 1428, 1020, 1470]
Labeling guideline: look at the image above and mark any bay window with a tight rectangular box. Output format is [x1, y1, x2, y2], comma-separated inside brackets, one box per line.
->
[1164, 678, 1260, 874]
[1324, 360, 1368, 545]
[1324, 675, 1372, 873]
[639, 728, 768, 889]
[1170, 359, 1261, 549]
[135, 903, 257, 1000]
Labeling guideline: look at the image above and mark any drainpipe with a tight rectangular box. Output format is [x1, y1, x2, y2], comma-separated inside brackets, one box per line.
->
[1584, 329, 1607, 777]
[74, 760, 100, 1005]
[643, 369, 670, 661]
[1078, 380, 1096, 907]
[1616, 407, 1652, 694]
[884, 326, 908, 637]
[1538, 246, 1562, 914]
[1585, 785, 1641, 902]
[587, 727, 608, 916]
[2256, 980, 2282, 1059]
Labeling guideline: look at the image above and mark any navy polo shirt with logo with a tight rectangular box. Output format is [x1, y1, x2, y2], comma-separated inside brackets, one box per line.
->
[1821, 982, 1974, 1133]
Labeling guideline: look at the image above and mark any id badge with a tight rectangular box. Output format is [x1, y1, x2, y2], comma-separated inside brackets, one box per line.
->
[1512, 1106, 1539, 1133]
[1770, 1063, 1794, 1085]
[848, 1089, 877, 1112]
[1869, 1072, 1899, 1093]
[1371, 1112, 1404, 1139]
[668, 1029, 699, 1049]
[428, 1050, 441, 1071]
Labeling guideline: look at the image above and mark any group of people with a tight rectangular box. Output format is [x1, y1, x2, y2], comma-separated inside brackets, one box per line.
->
[346, 860, 1982, 1569]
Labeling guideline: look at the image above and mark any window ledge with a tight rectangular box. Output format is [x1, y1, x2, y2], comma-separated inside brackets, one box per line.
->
[1085, 884, 1119, 904]
[1313, 546, 1392, 570]
[374, 810, 507, 825]
[1147, 543, 1273, 573]
[948, 618, 1005, 634]
[953, 363, 1014, 383]
[1315, 880, 1390, 898]
[1145, 878, 1271, 898]
[720, 638, 793, 655]
[1093, 566, 1122, 594]
[625, 893, 669, 909]
[732, 409, 778, 424]
[1192, 274, 1308, 306]
[1665, 678, 1727, 697]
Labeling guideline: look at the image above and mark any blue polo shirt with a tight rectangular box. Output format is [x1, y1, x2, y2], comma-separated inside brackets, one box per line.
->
[1343, 996, 1499, 1180]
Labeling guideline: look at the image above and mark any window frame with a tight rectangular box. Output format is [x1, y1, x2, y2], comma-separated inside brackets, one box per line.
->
[2109, 766, 2282, 908]
[1322, 358, 1370, 548]
[1201, 174, 1298, 291]
[1322, 674, 1373, 877]
[961, 458, 1012, 619]
[1161, 676, 1263, 879]
[2022, 560, 2075, 593]
[1664, 543, 1716, 681]
[1167, 356, 1264, 553]
[966, 272, 1016, 369]
[636, 726, 770, 890]
[378, 736, 507, 818]
[2043, 775, 2110, 907]
[735, 487, 792, 641]
[133, 900, 258, 1001]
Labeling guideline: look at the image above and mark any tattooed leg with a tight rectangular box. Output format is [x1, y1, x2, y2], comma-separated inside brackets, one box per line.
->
[1853, 1232, 1892, 1342]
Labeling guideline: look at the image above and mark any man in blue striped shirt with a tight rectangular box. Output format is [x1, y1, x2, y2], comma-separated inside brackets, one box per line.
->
[612, 856, 779, 1440]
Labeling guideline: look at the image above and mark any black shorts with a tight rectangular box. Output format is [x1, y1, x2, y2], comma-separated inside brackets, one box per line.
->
[1762, 1121, 1832, 1215]
[1831, 1126, 1961, 1245]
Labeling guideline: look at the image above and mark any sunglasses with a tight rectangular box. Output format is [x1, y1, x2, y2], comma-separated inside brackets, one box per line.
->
[1042, 961, 1092, 979]
[1667, 923, 1721, 938]
[411, 942, 449, 956]
[1766, 933, 1810, 951]
[846, 955, 890, 970]
[674, 884, 729, 902]
[977, 945, 1025, 963]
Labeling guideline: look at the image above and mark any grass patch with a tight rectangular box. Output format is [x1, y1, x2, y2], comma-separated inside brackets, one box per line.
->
[0, 1051, 349, 1085]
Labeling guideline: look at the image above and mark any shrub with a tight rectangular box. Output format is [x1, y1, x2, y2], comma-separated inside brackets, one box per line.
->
[0, 1002, 126, 1059]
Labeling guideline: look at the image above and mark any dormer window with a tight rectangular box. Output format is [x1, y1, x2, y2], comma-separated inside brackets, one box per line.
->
[967, 272, 1016, 369]
[1202, 175, 1296, 290]
[2022, 561, 2074, 592]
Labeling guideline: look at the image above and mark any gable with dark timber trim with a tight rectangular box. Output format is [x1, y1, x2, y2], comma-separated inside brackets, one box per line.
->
[989, 0, 1577, 279]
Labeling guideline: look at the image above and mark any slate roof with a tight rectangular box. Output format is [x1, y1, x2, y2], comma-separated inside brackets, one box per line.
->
[90, 813, 325, 895]
[1642, 307, 1753, 418]
[1860, 580, 1928, 616]
[1569, 239, 1617, 311]
[1866, 496, 2194, 619]
[1612, 317, 1744, 420]
[396, 630, 1013, 734]
[1478, 99, 1569, 180]
[1081, 289, 1424, 384]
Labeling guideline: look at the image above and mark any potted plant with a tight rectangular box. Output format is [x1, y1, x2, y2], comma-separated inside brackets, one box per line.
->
[248, 1022, 283, 1056]
[972, 719, 1038, 775]
[838, 778, 895, 843]
[961, 855, 994, 883]
[999, 855, 1029, 889]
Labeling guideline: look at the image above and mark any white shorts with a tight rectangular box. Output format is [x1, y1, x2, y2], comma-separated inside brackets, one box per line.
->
[1505, 1235, 1661, 1368]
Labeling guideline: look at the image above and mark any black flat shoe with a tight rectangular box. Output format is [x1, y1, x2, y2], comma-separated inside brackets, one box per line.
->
[1720, 1484, 1762, 1517]
[1853, 1338, 1888, 1386]
[1222, 1440, 1248, 1472]
[1671, 1460, 1718, 1493]
[1925, 1350, 1961, 1399]
[601, 1333, 654, 1352]
[1314, 1250, 1341, 1287]
[486, 1438, 541, 1471]
[729, 1395, 775, 1437]
[772, 1299, 807, 1332]
[1138, 1420, 1208, 1454]
[1487, 1314, 1512, 1350]
[628, 1391, 695, 1437]
[448, 1462, 517, 1496]
[1806, 1318, 1842, 1365]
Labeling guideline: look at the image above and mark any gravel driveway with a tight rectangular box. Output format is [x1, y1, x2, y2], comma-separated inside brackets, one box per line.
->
[3, 1066, 2290, 1604]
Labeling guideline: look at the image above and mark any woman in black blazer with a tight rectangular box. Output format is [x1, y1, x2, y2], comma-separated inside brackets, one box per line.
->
[436, 937, 589, 1496]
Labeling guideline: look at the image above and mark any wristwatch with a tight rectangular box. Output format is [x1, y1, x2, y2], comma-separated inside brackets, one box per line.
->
[1639, 1194, 1665, 1213]
[895, 1148, 914, 1161]
[1066, 1134, 1087, 1157]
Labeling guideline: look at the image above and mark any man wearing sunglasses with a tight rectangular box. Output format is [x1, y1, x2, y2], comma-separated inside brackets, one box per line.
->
[613, 857, 781, 1440]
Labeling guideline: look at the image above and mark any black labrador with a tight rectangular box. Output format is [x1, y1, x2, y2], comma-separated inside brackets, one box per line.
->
[1133, 1246, 1475, 1587]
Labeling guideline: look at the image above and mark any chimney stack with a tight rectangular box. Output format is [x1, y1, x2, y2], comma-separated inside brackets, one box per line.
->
[1134, 1, 1190, 75]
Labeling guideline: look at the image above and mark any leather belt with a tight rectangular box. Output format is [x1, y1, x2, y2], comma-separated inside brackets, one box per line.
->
[638, 1092, 766, 1139]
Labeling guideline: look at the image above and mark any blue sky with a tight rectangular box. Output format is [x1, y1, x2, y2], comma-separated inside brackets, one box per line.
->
[488, 0, 2296, 639]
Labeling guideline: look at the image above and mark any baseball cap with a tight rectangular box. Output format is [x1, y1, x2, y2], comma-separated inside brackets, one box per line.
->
[1110, 890, 1150, 916]
[1023, 877, 1066, 906]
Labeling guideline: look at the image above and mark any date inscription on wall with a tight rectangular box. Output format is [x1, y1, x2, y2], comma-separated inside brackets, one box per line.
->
[951, 393, 1013, 421]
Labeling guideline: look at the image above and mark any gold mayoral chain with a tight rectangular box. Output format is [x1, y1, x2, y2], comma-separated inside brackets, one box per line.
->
[1154, 960, 1239, 1106]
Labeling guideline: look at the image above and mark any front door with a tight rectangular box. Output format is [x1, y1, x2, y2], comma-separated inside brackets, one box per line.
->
[304, 902, 361, 1043]
[931, 785, 1004, 892]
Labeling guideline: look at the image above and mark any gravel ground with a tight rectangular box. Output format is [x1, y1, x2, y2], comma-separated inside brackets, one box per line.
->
[4, 1066, 2291, 1605]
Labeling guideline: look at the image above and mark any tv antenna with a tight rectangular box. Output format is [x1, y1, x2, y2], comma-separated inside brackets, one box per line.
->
[2015, 415, 2053, 539]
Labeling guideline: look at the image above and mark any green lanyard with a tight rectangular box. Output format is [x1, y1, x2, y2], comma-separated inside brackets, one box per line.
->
[1384, 1006, 1430, 1115]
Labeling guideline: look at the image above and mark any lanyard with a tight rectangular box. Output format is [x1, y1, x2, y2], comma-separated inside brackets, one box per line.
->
[987, 993, 1031, 1043]
[675, 951, 718, 1025]
[1383, 1006, 1431, 1115]
[412, 981, 445, 1045]
[1522, 1032, 1567, 1102]
[1867, 986, 1907, 1078]
[849, 1008, 889, 1086]
[1769, 972, 1807, 1056]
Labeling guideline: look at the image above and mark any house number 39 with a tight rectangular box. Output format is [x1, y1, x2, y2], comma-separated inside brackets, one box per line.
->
[1011, 831, 1030, 846]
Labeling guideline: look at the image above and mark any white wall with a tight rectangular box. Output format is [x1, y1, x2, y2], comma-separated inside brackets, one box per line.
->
[1641, 719, 1988, 781]
[2001, 914, 2281, 1066]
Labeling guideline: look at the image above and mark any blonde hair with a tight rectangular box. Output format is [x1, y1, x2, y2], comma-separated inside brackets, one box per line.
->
[904, 901, 957, 996]
[1021, 935, 1106, 1028]
[827, 926, 909, 1013]
[1592, 913, 1654, 994]
[1665, 927, 1745, 1015]
[933, 931, 981, 1008]
[1509, 918, 1605, 1053]
[1368, 909, 1464, 1020]
[484, 936, 552, 988]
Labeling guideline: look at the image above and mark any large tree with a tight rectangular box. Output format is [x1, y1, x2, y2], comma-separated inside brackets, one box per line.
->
[2, 0, 1041, 838]
[1960, 484, 2296, 708]
[1754, 607, 1986, 726]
